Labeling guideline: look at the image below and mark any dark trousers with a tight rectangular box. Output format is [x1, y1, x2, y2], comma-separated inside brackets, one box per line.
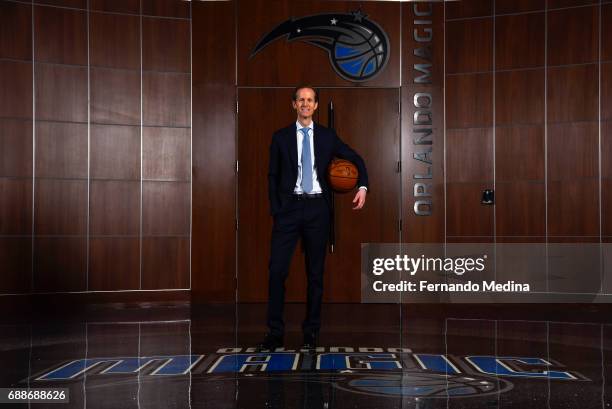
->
[267, 196, 330, 337]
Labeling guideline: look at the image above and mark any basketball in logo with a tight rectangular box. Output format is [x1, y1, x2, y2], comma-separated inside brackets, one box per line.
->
[333, 24, 386, 81]
[335, 372, 514, 398]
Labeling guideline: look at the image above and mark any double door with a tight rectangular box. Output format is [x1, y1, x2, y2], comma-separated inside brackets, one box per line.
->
[237, 88, 400, 302]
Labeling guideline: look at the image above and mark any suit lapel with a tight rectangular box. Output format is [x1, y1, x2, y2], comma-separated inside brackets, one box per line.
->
[288, 123, 298, 172]
[313, 123, 323, 178]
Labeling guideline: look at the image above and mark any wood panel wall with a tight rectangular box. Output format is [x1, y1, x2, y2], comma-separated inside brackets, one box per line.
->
[192, 0, 235, 302]
[0, 0, 191, 298]
[2, 0, 611, 304]
[441, 0, 607, 245]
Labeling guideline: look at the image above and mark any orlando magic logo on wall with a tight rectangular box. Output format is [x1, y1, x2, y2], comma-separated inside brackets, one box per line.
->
[250, 10, 390, 82]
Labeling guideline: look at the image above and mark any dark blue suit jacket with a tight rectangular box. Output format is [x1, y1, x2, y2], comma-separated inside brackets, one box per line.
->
[268, 122, 369, 216]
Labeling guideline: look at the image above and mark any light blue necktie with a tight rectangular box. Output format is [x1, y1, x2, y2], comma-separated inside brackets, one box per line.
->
[300, 127, 313, 193]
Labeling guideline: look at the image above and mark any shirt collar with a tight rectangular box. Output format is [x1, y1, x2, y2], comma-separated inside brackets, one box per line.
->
[295, 120, 314, 133]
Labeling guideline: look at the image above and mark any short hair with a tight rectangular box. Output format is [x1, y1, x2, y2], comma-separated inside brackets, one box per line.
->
[292, 85, 318, 103]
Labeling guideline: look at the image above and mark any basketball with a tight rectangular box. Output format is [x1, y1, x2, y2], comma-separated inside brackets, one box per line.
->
[328, 159, 358, 193]
[333, 28, 385, 80]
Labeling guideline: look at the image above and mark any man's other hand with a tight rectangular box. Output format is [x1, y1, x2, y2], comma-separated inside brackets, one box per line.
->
[352, 188, 367, 210]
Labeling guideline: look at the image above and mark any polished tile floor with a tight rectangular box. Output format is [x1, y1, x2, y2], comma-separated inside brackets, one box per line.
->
[2, 303, 612, 408]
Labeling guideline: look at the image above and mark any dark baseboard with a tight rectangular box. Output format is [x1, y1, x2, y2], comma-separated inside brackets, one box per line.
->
[0, 290, 191, 323]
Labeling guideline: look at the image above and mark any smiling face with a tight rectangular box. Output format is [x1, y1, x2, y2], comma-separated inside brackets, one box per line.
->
[292, 87, 318, 126]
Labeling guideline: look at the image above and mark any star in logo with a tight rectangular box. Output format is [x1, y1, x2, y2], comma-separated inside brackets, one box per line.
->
[330, 18, 337, 25]
[351, 10, 367, 22]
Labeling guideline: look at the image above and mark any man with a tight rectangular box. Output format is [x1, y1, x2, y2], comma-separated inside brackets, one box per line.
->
[259, 85, 369, 351]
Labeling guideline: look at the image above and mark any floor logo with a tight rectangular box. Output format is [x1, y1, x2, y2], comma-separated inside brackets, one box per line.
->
[28, 347, 587, 399]
[250, 10, 390, 82]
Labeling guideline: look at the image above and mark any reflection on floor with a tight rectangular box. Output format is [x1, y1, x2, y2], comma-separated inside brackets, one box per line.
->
[1, 303, 612, 408]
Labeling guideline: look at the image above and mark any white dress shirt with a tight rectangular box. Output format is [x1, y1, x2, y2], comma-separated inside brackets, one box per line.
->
[294, 121, 322, 194]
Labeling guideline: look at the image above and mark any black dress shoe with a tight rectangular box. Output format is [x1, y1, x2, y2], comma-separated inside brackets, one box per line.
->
[301, 332, 318, 350]
[257, 333, 283, 351]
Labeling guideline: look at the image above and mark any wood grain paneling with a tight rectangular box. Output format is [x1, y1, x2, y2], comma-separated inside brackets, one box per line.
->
[446, 128, 493, 183]
[90, 124, 140, 180]
[446, 73, 492, 129]
[91, 67, 140, 125]
[237, 1, 400, 87]
[0, 238, 31, 293]
[90, 180, 140, 235]
[445, 0, 492, 19]
[446, 182, 494, 237]
[142, 0, 190, 18]
[548, 122, 598, 181]
[143, 71, 190, 127]
[36, 0, 86, 8]
[446, 18, 492, 74]
[35, 121, 87, 178]
[0, 60, 32, 119]
[547, 236, 600, 243]
[496, 125, 545, 181]
[33, 237, 86, 292]
[318, 88, 400, 302]
[603, 178, 612, 236]
[35, 64, 87, 122]
[495, 13, 544, 70]
[34, 179, 87, 235]
[547, 6, 598, 66]
[547, 180, 599, 236]
[90, 12, 140, 70]
[91, 0, 139, 14]
[495, 0, 544, 14]
[603, 4, 612, 61]
[191, 0, 234, 302]
[143, 17, 190, 73]
[0, 2, 32, 60]
[547, 0, 600, 9]
[0, 178, 32, 235]
[34, 6, 87, 65]
[142, 237, 189, 289]
[495, 181, 546, 236]
[0, 0, 194, 300]
[495, 69, 544, 126]
[0, 119, 32, 177]
[547, 64, 598, 123]
[142, 181, 190, 236]
[603, 63, 612, 121]
[143, 127, 190, 181]
[89, 238, 139, 290]
[603, 120, 612, 178]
